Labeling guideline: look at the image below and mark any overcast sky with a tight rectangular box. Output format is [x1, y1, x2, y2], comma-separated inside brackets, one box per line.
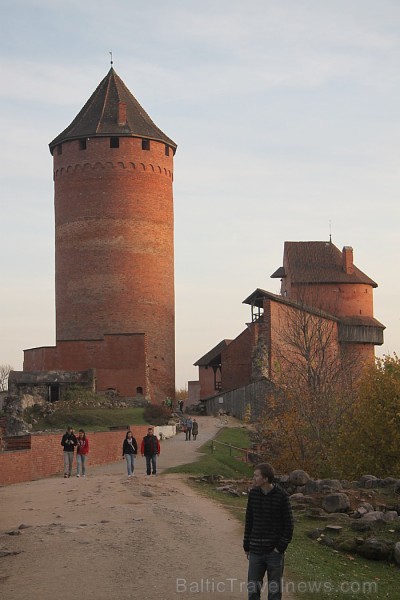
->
[1, 0, 399, 389]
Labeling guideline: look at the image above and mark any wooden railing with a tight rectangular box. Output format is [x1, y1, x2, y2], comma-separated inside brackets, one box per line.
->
[210, 439, 250, 462]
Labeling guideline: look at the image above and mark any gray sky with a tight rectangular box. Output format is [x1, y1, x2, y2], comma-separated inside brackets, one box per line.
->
[1, 0, 399, 389]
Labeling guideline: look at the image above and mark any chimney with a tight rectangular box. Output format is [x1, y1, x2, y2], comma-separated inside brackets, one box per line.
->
[118, 102, 127, 126]
[342, 246, 354, 274]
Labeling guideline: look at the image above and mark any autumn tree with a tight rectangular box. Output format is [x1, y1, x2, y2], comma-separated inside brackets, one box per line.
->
[175, 387, 188, 402]
[255, 301, 359, 476]
[336, 353, 400, 479]
[0, 364, 13, 392]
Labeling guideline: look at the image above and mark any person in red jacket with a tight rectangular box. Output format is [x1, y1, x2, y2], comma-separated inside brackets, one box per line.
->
[140, 427, 160, 476]
[76, 429, 89, 477]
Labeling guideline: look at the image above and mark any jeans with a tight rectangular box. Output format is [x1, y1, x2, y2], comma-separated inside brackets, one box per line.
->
[185, 428, 192, 440]
[125, 454, 135, 475]
[63, 451, 74, 476]
[248, 551, 284, 600]
[77, 454, 87, 476]
[145, 455, 157, 475]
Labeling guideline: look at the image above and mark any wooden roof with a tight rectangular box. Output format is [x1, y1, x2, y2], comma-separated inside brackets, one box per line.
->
[242, 288, 339, 321]
[194, 339, 232, 367]
[49, 68, 177, 153]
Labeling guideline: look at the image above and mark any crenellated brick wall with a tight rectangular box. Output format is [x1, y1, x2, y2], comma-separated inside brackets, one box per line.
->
[0, 424, 148, 486]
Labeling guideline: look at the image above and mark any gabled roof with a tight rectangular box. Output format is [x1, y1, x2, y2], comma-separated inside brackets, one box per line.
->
[271, 241, 377, 287]
[194, 339, 232, 367]
[49, 68, 177, 153]
[243, 288, 339, 321]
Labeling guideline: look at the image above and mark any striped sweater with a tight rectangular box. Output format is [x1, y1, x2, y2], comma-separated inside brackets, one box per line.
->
[243, 484, 294, 554]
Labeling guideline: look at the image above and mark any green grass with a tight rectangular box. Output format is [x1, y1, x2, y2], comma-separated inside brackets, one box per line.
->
[165, 426, 254, 478]
[168, 426, 398, 599]
[284, 512, 399, 599]
[30, 407, 147, 431]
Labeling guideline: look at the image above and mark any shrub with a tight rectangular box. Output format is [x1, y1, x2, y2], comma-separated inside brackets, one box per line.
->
[143, 403, 171, 426]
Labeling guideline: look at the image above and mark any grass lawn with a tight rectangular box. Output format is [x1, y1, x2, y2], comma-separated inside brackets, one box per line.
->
[165, 426, 254, 478]
[167, 427, 399, 599]
[30, 407, 147, 431]
[284, 515, 399, 599]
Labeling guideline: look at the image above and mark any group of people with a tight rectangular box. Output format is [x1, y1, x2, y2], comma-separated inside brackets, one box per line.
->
[183, 416, 199, 441]
[122, 427, 160, 478]
[61, 423, 292, 599]
[61, 425, 161, 479]
[61, 427, 89, 478]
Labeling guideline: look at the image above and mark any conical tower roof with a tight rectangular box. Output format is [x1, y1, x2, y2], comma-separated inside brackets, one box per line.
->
[49, 68, 177, 153]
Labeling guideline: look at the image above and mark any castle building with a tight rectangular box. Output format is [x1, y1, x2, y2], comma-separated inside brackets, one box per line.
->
[23, 68, 177, 403]
[192, 241, 385, 402]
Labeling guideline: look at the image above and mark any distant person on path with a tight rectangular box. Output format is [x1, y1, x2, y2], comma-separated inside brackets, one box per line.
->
[185, 416, 193, 441]
[61, 426, 77, 478]
[141, 427, 160, 475]
[178, 400, 184, 413]
[76, 429, 89, 477]
[192, 418, 199, 440]
[243, 462, 294, 600]
[122, 431, 138, 478]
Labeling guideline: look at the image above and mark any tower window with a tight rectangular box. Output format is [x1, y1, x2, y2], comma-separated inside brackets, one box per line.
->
[142, 139, 150, 151]
[57, 144, 63, 155]
[110, 137, 119, 148]
[79, 139, 87, 150]
[165, 144, 170, 156]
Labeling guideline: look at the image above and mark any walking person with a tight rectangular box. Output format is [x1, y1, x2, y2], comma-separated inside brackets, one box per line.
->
[243, 463, 294, 600]
[76, 429, 89, 477]
[192, 418, 199, 440]
[61, 426, 77, 478]
[141, 427, 160, 475]
[122, 431, 138, 478]
[185, 416, 193, 441]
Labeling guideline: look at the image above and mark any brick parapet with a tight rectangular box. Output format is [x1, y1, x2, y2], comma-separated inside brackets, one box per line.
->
[0, 424, 148, 486]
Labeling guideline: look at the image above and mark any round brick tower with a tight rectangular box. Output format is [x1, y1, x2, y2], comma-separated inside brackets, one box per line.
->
[48, 68, 177, 402]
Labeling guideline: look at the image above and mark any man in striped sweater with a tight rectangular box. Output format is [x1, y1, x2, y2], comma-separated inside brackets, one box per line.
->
[243, 463, 294, 600]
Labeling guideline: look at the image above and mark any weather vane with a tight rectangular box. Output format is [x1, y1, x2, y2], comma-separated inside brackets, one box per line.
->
[109, 51, 113, 66]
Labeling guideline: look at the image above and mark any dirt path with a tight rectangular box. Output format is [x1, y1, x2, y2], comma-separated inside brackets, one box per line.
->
[0, 416, 294, 599]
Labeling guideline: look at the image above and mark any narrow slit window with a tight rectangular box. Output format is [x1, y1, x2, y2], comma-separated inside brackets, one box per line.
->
[79, 139, 87, 150]
[110, 137, 119, 148]
[142, 139, 150, 151]
[165, 144, 170, 156]
[57, 144, 63, 155]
